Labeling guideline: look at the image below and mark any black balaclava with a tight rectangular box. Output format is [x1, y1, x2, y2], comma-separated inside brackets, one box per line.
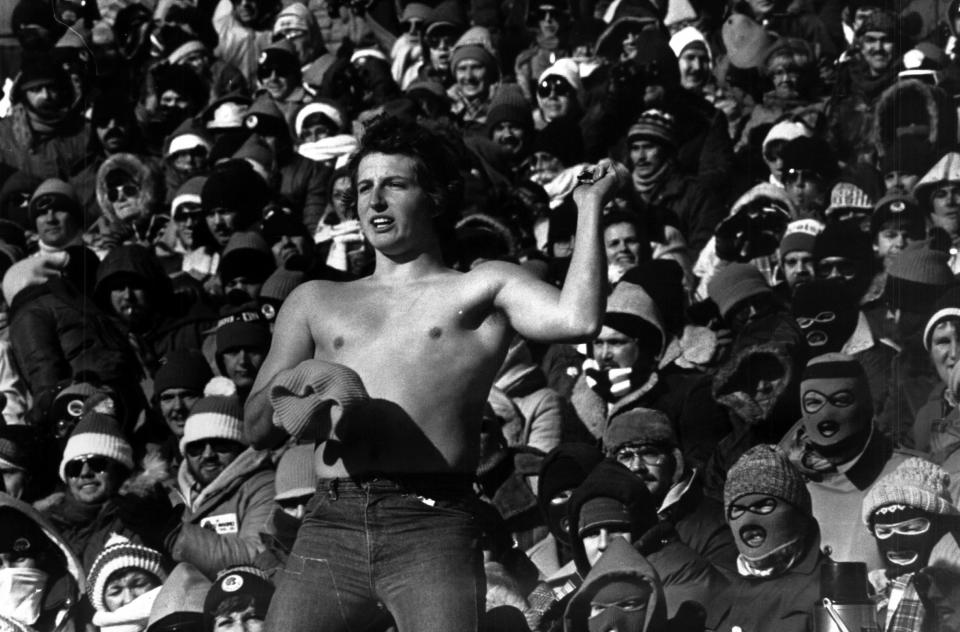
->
[588, 578, 650, 632]
[799, 354, 873, 467]
[871, 505, 945, 578]
[792, 278, 859, 353]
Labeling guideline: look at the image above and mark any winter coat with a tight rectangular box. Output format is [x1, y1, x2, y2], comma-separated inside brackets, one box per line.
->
[842, 312, 897, 420]
[875, 336, 939, 450]
[661, 472, 738, 577]
[171, 447, 275, 578]
[86, 153, 165, 244]
[212, 0, 275, 82]
[2, 494, 86, 632]
[780, 424, 914, 571]
[7, 278, 140, 398]
[636, 169, 725, 258]
[281, 153, 333, 234]
[254, 506, 301, 581]
[872, 79, 956, 162]
[564, 538, 668, 632]
[38, 492, 141, 573]
[0, 105, 89, 180]
[495, 340, 565, 454]
[705, 532, 829, 632]
[913, 385, 960, 461]
[825, 58, 899, 164]
[734, 92, 827, 154]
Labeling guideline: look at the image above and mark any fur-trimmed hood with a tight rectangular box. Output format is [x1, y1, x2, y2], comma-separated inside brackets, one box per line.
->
[712, 342, 799, 430]
[96, 153, 164, 223]
[873, 79, 956, 158]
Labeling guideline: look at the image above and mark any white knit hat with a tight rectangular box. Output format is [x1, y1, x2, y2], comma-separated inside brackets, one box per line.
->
[539, 58, 583, 103]
[179, 395, 245, 456]
[669, 26, 712, 64]
[294, 102, 346, 137]
[59, 413, 134, 482]
[87, 534, 167, 613]
[762, 120, 812, 152]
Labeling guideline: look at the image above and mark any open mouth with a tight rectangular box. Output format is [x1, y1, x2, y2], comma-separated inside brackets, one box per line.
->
[739, 526, 766, 549]
[817, 421, 840, 438]
[887, 551, 918, 566]
[370, 216, 394, 232]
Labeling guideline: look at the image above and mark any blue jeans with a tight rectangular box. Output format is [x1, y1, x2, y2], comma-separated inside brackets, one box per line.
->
[265, 477, 485, 632]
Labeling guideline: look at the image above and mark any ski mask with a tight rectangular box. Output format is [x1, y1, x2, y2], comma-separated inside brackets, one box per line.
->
[800, 354, 873, 456]
[792, 279, 859, 353]
[870, 505, 942, 577]
[588, 579, 650, 632]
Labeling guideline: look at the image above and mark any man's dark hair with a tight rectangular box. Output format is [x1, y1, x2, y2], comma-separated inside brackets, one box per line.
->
[213, 595, 259, 619]
[346, 116, 465, 218]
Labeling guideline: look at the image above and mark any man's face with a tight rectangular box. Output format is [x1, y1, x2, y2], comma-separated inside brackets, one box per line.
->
[524, 151, 564, 186]
[427, 30, 456, 72]
[604, 222, 642, 269]
[537, 77, 574, 123]
[0, 466, 26, 499]
[207, 208, 240, 247]
[96, 117, 130, 154]
[258, 66, 294, 101]
[109, 281, 152, 326]
[875, 225, 913, 264]
[170, 148, 208, 176]
[884, 171, 919, 194]
[233, 0, 261, 26]
[299, 121, 332, 144]
[763, 140, 786, 183]
[224, 276, 264, 301]
[491, 121, 527, 157]
[929, 319, 960, 386]
[728, 493, 807, 562]
[816, 256, 858, 282]
[930, 183, 960, 238]
[65, 456, 122, 505]
[621, 28, 643, 60]
[356, 153, 436, 257]
[613, 443, 676, 501]
[455, 59, 489, 100]
[678, 47, 710, 91]
[860, 31, 895, 74]
[159, 388, 201, 437]
[800, 375, 870, 448]
[782, 250, 815, 289]
[593, 326, 640, 370]
[24, 82, 64, 116]
[35, 206, 78, 248]
[103, 569, 161, 612]
[783, 169, 828, 216]
[175, 204, 206, 250]
[768, 56, 802, 100]
[271, 234, 310, 268]
[582, 526, 631, 567]
[629, 139, 668, 180]
[159, 89, 191, 113]
[222, 347, 266, 389]
[538, 8, 560, 38]
[185, 438, 244, 487]
[214, 604, 264, 632]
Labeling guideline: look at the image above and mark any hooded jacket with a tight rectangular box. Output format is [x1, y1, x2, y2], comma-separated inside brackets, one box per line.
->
[564, 537, 668, 632]
[212, 0, 277, 82]
[0, 495, 85, 632]
[494, 338, 565, 453]
[93, 153, 164, 229]
[873, 79, 955, 161]
[0, 104, 88, 182]
[170, 447, 275, 578]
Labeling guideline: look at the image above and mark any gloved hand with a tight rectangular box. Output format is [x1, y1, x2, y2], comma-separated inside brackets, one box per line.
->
[715, 199, 789, 262]
[114, 483, 184, 552]
[635, 520, 676, 555]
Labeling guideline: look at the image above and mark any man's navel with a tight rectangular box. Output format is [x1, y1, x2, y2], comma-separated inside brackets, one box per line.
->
[428, 326, 443, 339]
[333, 336, 345, 349]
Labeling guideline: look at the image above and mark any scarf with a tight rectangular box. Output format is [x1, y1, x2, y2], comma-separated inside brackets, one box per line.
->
[632, 161, 671, 199]
[92, 586, 161, 632]
[736, 535, 807, 579]
[296, 135, 359, 163]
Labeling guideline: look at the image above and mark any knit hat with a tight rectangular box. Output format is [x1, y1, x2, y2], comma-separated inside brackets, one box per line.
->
[233, 134, 276, 179]
[856, 9, 898, 37]
[179, 396, 245, 456]
[885, 242, 954, 311]
[532, 116, 584, 166]
[201, 160, 270, 229]
[485, 83, 533, 136]
[152, 63, 207, 107]
[294, 101, 346, 137]
[260, 268, 304, 307]
[204, 567, 275, 619]
[268, 360, 369, 441]
[170, 176, 206, 219]
[578, 497, 632, 536]
[215, 308, 271, 360]
[273, 2, 312, 34]
[626, 109, 677, 149]
[59, 413, 134, 482]
[257, 40, 301, 81]
[825, 182, 873, 219]
[29, 178, 81, 222]
[669, 26, 711, 62]
[87, 534, 167, 613]
[602, 408, 677, 456]
[154, 350, 214, 396]
[50, 382, 100, 427]
[166, 38, 207, 66]
[538, 58, 583, 104]
[780, 136, 839, 181]
[243, 93, 289, 138]
[275, 443, 317, 500]
[605, 279, 665, 356]
[707, 263, 772, 319]
[201, 93, 252, 130]
[779, 218, 824, 256]
[762, 120, 812, 153]
[218, 231, 275, 284]
[923, 285, 960, 350]
[449, 26, 499, 82]
[814, 222, 871, 263]
[722, 13, 777, 69]
[428, 0, 467, 30]
[724, 444, 811, 519]
[146, 563, 211, 631]
[870, 193, 925, 237]
[861, 457, 960, 525]
[17, 53, 70, 95]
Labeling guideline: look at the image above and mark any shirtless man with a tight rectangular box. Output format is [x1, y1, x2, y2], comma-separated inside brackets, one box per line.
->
[245, 118, 621, 632]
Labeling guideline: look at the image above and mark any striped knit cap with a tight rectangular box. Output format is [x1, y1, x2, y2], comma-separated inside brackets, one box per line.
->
[724, 444, 811, 520]
[87, 534, 167, 613]
[179, 396, 245, 456]
[59, 413, 134, 482]
[627, 109, 677, 148]
[861, 457, 960, 526]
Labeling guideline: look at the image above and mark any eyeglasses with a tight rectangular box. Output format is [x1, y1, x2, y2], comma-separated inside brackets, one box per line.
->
[184, 438, 239, 458]
[174, 202, 204, 221]
[538, 77, 573, 98]
[802, 389, 855, 414]
[107, 184, 139, 202]
[614, 445, 668, 467]
[796, 311, 836, 329]
[31, 194, 65, 215]
[257, 64, 291, 80]
[782, 168, 823, 186]
[64, 455, 112, 478]
[873, 517, 930, 539]
[171, 147, 208, 162]
[402, 19, 424, 34]
[816, 258, 856, 279]
[425, 34, 455, 49]
[728, 497, 777, 520]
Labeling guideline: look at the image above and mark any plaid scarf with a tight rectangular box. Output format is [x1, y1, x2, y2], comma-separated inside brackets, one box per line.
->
[877, 573, 925, 632]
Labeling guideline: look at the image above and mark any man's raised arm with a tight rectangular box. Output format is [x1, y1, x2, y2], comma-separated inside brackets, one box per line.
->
[492, 160, 626, 342]
[244, 284, 317, 448]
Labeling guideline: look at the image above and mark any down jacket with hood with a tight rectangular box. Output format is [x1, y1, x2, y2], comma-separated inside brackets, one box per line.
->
[873, 79, 956, 165]
[564, 537, 668, 632]
[568, 461, 727, 618]
[85, 154, 165, 256]
[0, 494, 86, 632]
[169, 447, 275, 579]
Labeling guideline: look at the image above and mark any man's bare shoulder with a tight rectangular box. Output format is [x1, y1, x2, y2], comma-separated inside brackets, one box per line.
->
[466, 259, 541, 285]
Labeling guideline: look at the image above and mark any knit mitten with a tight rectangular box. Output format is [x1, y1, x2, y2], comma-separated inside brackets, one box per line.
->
[269, 360, 369, 440]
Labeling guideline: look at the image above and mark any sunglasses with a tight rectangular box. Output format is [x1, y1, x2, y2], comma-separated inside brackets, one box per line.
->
[728, 497, 777, 520]
[107, 184, 139, 202]
[174, 202, 204, 221]
[402, 19, 424, 33]
[64, 455, 112, 478]
[782, 168, 822, 186]
[816, 259, 856, 278]
[185, 438, 238, 458]
[257, 64, 292, 80]
[614, 445, 668, 467]
[426, 34, 455, 49]
[538, 77, 573, 98]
